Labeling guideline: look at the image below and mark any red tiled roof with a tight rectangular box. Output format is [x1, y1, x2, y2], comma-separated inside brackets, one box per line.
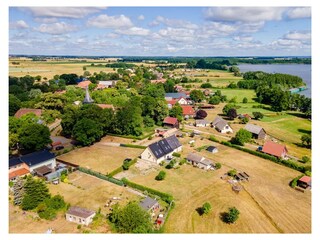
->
[244, 114, 253, 119]
[77, 80, 92, 89]
[163, 117, 178, 125]
[167, 100, 177, 105]
[96, 84, 107, 89]
[14, 108, 42, 118]
[97, 104, 114, 110]
[151, 79, 167, 84]
[181, 105, 195, 115]
[9, 168, 29, 180]
[299, 176, 311, 184]
[262, 141, 287, 158]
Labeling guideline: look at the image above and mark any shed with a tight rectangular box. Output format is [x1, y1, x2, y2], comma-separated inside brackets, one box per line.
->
[298, 176, 311, 189]
[163, 117, 179, 129]
[66, 206, 96, 226]
[206, 146, 218, 153]
[244, 123, 266, 139]
[139, 197, 160, 212]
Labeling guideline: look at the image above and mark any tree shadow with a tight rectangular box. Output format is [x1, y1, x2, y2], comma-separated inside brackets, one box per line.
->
[293, 142, 311, 149]
[195, 207, 204, 216]
[298, 129, 311, 135]
[219, 212, 228, 223]
[286, 112, 308, 119]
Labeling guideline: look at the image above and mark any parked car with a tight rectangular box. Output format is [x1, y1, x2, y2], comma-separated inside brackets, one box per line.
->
[55, 145, 65, 150]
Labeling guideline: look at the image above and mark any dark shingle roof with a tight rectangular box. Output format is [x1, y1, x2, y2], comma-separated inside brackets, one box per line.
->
[139, 197, 158, 211]
[206, 146, 217, 152]
[9, 158, 23, 168]
[9, 150, 55, 167]
[165, 93, 188, 99]
[244, 123, 264, 135]
[148, 135, 181, 159]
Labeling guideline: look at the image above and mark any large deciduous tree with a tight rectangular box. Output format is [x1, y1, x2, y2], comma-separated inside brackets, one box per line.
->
[72, 118, 104, 146]
[19, 123, 52, 151]
[231, 129, 252, 146]
[190, 90, 205, 103]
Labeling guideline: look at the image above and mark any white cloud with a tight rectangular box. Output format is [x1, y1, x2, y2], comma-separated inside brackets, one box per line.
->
[204, 7, 285, 22]
[34, 17, 58, 23]
[150, 16, 198, 29]
[10, 20, 29, 29]
[36, 22, 78, 35]
[158, 27, 195, 42]
[138, 15, 145, 20]
[23, 7, 106, 19]
[233, 35, 253, 42]
[284, 31, 311, 40]
[115, 27, 150, 36]
[286, 7, 311, 19]
[87, 14, 133, 28]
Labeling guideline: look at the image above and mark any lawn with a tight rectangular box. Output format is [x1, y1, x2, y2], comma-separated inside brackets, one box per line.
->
[9, 171, 140, 233]
[57, 144, 144, 175]
[127, 137, 311, 233]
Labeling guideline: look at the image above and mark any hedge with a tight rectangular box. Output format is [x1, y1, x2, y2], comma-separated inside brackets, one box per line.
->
[172, 152, 181, 157]
[79, 167, 124, 186]
[219, 141, 308, 173]
[120, 144, 147, 149]
[108, 158, 138, 177]
[208, 135, 219, 143]
[122, 178, 173, 203]
[290, 174, 305, 188]
[108, 132, 154, 140]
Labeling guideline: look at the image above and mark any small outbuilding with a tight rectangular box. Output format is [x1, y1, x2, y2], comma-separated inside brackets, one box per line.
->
[244, 123, 266, 139]
[298, 176, 311, 189]
[163, 117, 179, 129]
[206, 146, 218, 154]
[66, 206, 96, 226]
[195, 119, 210, 127]
[139, 197, 160, 213]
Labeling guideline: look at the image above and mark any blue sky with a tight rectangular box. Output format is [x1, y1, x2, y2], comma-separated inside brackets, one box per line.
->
[9, 7, 311, 56]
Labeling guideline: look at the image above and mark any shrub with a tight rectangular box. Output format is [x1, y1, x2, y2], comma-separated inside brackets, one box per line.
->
[252, 112, 264, 120]
[202, 202, 212, 214]
[223, 207, 240, 224]
[77, 225, 82, 229]
[179, 158, 187, 165]
[301, 156, 310, 163]
[201, 83, 213, 88]
[209, 135, 219, 143]
[242, 97, 248, 103]
[166, 159, 176, 169]
[215, 162, 222, 169]
[155, 171, 166, 181]
[122, 161, 130, 170]
[227, 169, 237, 177]
[172, 152, 181, 157]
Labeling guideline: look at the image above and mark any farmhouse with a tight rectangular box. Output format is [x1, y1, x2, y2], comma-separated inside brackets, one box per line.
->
[298, 176, 311, 189]
[141, 135, 182, 164]
[244, 123, 266, 139]
[261, 141, 288, 159]
[166, 97, 188, 109]
[206, 146, 218, 153]
[9, 150, 56, 174]
[186, 153, 215, 170]
[163, 117, 179, 129]
[139, 197, 160, 213]
[96, 80, 116, 89]
[195, 119, 211, 127]
[212, 116, 233, 133]
[77, 80, 92, 89]
[66, 206, 96, 226]
[181, 105, 195, 119]
[9, 158, 30, 180]
[14, 108, 42, 118]
[165, 92, 188, 101]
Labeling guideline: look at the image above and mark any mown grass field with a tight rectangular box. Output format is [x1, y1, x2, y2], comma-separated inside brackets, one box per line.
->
[128, 137, 311, 233]
[57, 144, 143, 175]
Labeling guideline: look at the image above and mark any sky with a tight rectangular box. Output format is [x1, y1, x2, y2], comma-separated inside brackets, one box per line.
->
[9, 7, 311, 56]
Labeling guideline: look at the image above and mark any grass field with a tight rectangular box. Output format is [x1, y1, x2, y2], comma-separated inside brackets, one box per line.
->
[9, 171, 140, 233]
[57, 144, 143, 174]
[127, 137, 311, 233]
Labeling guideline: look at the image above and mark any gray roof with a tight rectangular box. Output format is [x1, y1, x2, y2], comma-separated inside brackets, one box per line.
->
[206, 146, 217, 152]
[139, 197, 158, 211]
[244, 123, 265, 135]
[165, 92, 188, 99]
[67, 206, 95, 218]
[214, 118, 229, 131]
[186, 153, 204, 163]
[9, 150, 55, 167]
[99, 81, 115, 86]
[199, 158, 213, 166]
[195, 119, 210, 125]
[148, 135, 181, 159]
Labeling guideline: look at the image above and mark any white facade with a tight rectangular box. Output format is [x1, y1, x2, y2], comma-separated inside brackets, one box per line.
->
[66, 212, 95, 226]
[29, 158, 56, 172]
[141, 146, 182, 164]
[177, 98, 188, 105]
[220, 125, 233, 134]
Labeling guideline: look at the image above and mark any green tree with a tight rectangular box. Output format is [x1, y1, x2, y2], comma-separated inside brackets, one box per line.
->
[169, 103, 183, 121]
[222, 104, 236, 115]
[227, 169, 237, 177]
[190, 90, 205, 103]
[202, 202, 212, 215]
[242, 97, 248, 103]
[9, 94, 21, 116]
[231, 129, 252, 146]
[153, 100, 169, 125]
[223, 207, 240, 224]
[155, 170, 166, 181]
[301, 156, 310, 163]
[215, 162, 222, 169]
[252, 112, 264, 120]
[19, 123, 52, 151]
[301, 134, 311, 148]
[109, 202, 153, 233]
[163, 79, 176, 92]
[35, 92, 66, 112]
[28, 89, 42, 99]
[227, 108, 237, 120]
[209, 96, 221, 105]
[22, 176, 51, 210]
[61, 105, 80, 137]
[72, 118, 104, 146]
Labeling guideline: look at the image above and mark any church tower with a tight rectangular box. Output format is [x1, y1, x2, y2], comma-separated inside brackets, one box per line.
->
[83, 86, 94, 104]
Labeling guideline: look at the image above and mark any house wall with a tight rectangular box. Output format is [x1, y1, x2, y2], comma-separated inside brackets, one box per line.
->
[66, 213, 95, 226]
[221, 125, 233, 133]
[9, 162, 29, 173]
[141, 148, 158, 163]
[257, 130, 266, 139]
[29, 158, 57, 172]
[178, 98, 188, 105]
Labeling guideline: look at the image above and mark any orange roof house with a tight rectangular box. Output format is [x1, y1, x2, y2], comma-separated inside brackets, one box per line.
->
[77, 80, 92, 89]
[261, 141, 288, 158]
[181, 105, 195, 116]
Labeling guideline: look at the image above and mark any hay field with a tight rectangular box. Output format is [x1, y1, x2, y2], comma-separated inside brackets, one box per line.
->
[57, 145, 143, 174]
[128, 138, 311, 233]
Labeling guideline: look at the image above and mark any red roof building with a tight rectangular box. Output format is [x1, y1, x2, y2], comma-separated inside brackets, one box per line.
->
[181, 105, 195, 116]
[163, 117, 179, 129]
[167, 100, 177, 105]
[150, 79, 167, 84]
[261, 141, 288, 158]
[77, 80, 92, 89]
[298, 176, 311, 189]
[14, 108, 42, 118]
[9, 168, 30, 180]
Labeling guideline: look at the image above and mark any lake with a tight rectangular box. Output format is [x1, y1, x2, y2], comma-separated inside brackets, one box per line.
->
[238, 64, 311, 98]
